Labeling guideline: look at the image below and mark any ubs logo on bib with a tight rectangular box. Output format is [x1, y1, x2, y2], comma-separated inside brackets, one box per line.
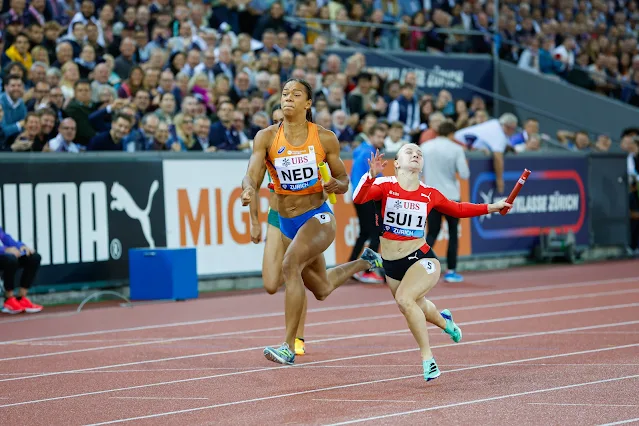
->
[384, 197, 427, 238]
[275, 153, 318, 191]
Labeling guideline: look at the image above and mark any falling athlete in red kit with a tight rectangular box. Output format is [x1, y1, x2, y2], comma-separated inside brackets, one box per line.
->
[353, 145, 511, 381]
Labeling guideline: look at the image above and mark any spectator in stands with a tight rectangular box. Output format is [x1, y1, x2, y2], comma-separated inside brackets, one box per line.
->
[26, 80, 49, 111]
[123, 113, 157, 151]
[510, 118, 539, 149]
[556, 130, 591, 151]
[64, 79, 95, 146]
[384, 121, 407, 154]
[422, 120, 470, 283]
[1, 74, 26, 141]
[514, 133, 542, 153]
[150, 121, 178, 151]
[348, 72, 385, 125]
[38, 108, 57, 142]
[331, 109, 355, 149]
[88, 113, 134, 150]
[9, 112, 43, 152]
[210, 101, 243, 151]
[419, 111, 445, 144]
[0, 226, 42, 315]
[387, 82, 420, 140]
[594, 135, 612, 152]
[193, 115, 215, 152]
[2, 33, 32, 69]
[44, 117, 80, 152]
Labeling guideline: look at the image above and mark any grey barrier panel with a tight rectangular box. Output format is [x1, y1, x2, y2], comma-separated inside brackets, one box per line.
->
[497, 61, 639, 142]
[588, 154, 631, 246]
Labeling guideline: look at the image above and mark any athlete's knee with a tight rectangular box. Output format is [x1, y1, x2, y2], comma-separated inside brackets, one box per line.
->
[281, 255, 303, 281]
[312, 287, 330, 301]
[263, 281, 280, 295]
[395, 295, 416, 315]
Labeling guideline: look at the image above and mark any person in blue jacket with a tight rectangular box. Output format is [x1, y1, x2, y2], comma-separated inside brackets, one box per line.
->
[0, 227, 42, 314]
[348, 124, 387, 284]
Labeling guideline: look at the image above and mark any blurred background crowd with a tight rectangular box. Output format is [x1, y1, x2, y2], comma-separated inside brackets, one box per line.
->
[0, 0, 636, 248]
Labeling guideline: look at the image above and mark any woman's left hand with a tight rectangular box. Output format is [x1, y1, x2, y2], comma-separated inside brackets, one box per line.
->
[488, 198, 512, 213]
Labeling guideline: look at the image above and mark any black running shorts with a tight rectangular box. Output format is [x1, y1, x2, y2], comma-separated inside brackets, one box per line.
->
[382, 244, 438, 281]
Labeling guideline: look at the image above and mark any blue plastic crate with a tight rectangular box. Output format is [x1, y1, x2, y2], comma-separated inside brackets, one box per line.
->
[128, 248, 198, 301]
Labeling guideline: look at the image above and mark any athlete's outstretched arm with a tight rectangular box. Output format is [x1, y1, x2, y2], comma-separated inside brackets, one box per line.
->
[241, 129, 271, 206]
[319, 128, 349, 195]
[432, 189, 510, 218]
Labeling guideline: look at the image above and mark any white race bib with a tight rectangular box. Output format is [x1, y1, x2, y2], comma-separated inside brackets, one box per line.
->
[383, 197, 427, 238]
[274, 151, 318, 192]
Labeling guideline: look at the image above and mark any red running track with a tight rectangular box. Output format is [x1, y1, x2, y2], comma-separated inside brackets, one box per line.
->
[0, 260, 638, 425]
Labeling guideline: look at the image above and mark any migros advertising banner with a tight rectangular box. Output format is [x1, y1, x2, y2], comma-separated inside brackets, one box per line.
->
[162, 158, 469, 276]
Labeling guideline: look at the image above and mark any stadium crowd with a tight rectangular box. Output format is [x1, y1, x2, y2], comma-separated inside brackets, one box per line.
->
[0, 0, 637, 155]
[0, 0, 637, 249]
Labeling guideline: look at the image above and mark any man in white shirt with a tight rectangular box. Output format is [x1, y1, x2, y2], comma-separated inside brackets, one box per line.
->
[45, 118, 81, 152]
[421, 120, 470, 283]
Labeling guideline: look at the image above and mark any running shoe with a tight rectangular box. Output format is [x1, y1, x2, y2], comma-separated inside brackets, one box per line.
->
[423, 357, 441, 381]
[2, 297, 24, 314]
[295, 338, 306, 356]
[444, 271, 464, 283]
[19, 297, 43, 313]
[440, 309, 462, 343]
[353, 271, 385, 284]
[361, 248, 383, 270]
[264, 343, 296, 365]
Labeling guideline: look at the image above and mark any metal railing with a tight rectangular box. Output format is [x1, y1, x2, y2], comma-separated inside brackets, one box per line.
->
[285, 15, 637, 113]
[283, 16, 616, 141]
[284, 16, 486, 49]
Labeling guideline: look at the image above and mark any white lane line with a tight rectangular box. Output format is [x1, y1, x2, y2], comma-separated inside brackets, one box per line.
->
[528, 403, 639, 407]
[598, 418, 639, 426]
[0, 312, 77, 325]
[1, 304, 638, 385]
[2, 362, 638, 376]
[0, 314, 397, 362]
[110, 397, 209, 401]
[3, 276, 636, 345]
[325, 375, 639, 425]
[1, 318, 638, 409]
[81, 346, 639, 425]
[314, 399, 416, 403]
[3, 287, 637, 362]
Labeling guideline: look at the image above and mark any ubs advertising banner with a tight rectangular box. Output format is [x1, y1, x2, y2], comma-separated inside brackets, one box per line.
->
[468, 157, 589, 254]
[328, 49, 493, 100]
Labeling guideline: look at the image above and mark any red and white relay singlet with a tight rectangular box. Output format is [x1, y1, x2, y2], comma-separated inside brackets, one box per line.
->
[353, 174, 489, 251]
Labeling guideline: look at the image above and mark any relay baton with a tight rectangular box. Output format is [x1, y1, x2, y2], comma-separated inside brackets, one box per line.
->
[318, 162, 337, 204]
[499, 169, 531, 215]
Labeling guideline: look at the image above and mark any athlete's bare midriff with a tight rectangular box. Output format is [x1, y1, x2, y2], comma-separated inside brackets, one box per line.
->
[276, 191, 326, 218]
[268, 193, 278, 212]
[380, 237, 427, 261]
